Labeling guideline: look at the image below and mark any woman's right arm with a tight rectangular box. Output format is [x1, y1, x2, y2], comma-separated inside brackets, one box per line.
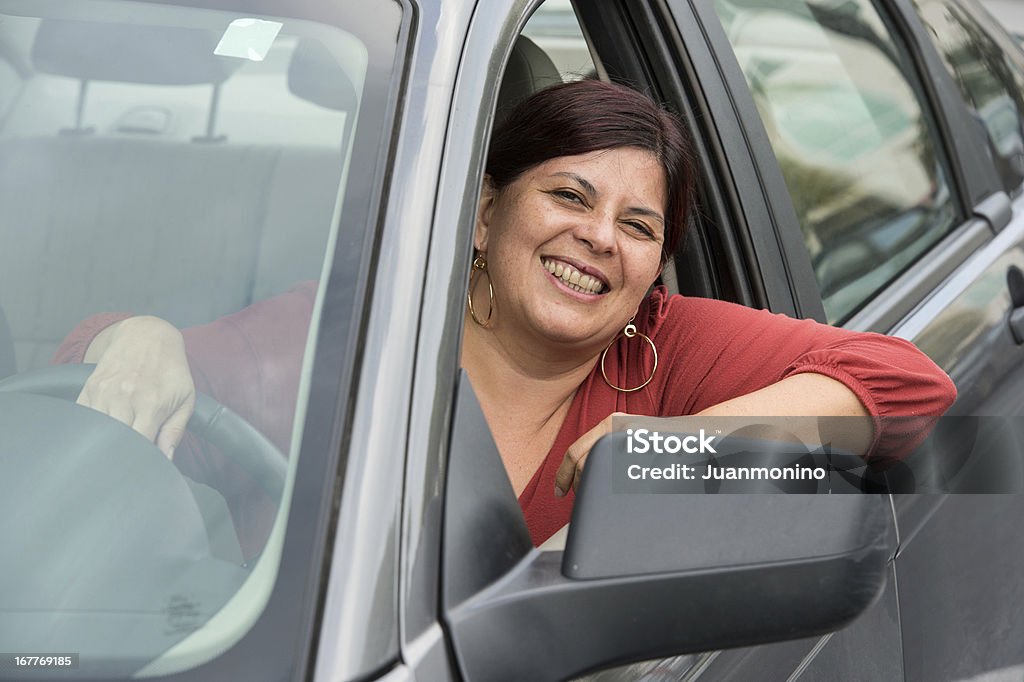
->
[54, 280, 319, 459]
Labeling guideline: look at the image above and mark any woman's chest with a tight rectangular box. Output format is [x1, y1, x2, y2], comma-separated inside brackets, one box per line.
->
[492, 419, 565, 497]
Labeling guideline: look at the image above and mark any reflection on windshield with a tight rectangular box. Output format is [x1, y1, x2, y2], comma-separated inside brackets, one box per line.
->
[0, 0, 369, 675]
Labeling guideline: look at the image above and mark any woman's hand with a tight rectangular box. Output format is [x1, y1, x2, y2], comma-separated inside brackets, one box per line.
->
[554, 412, 627, 497]
[79, 315, 196, 459]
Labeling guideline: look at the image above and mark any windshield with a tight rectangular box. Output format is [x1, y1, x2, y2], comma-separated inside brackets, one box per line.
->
[0, 0, 399, 677]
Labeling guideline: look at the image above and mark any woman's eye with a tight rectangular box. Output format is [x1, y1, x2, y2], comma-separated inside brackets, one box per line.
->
[553, 189, 584, 204]
[624, 221, 654, 238]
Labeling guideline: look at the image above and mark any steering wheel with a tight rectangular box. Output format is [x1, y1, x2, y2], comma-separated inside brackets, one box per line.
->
[0, 363, 286, 499]
[0, 364, 288, 665]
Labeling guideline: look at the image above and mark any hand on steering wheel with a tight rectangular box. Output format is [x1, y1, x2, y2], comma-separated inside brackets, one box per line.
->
[78, 315, 195, 459]
[0, 364, 286, 500]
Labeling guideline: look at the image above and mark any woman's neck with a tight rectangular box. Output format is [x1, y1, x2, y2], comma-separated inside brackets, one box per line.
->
[460, 318, 600, 432]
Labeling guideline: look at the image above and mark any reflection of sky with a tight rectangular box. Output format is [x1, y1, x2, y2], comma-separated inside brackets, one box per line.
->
[775, 88, 912, 161]
[979, 0, 1024, 36]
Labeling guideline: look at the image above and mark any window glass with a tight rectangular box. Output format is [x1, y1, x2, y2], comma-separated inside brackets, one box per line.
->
[522, 0, 595, 80]
[913, 0, 1024, 193]
[0, 58, 19, 122]
[712, 0, 962, 324]
[0, 0, 396, 675]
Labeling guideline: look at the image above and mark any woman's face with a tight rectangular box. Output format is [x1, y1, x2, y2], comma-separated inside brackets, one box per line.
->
[474, 146, 667, 350]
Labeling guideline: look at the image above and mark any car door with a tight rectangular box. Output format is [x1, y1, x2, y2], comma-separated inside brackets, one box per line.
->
[351, 0, 1022, 680]
[353, 0, 894, 679]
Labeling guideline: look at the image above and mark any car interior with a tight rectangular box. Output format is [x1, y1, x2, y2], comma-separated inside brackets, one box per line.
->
[0, 12, 364, 377]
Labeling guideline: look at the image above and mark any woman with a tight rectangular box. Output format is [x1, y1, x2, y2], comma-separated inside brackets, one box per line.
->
[56, 80, 956, 551]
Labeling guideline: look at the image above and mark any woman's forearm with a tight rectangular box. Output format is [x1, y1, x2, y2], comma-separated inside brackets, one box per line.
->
[695, 372, 874, 456]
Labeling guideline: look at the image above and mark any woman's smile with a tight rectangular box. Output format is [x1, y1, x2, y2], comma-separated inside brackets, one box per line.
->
[540, 257, 608, 297]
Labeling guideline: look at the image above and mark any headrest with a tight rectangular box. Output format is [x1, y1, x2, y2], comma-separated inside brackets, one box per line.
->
[494, 36, 562, 127]
[287, 39, 357, 112]
[32, 20, 241, 85]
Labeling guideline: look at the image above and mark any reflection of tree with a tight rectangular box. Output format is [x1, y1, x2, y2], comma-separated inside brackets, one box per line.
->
[776, 156, 847, 256]
[946, 3, 1017, 109]
[720, 0, 959, 321]
[758, 1, 945, 204]
[776, 154, 898, 254]
[911, 112, 938, 187]
[926, 0, 1024, 187]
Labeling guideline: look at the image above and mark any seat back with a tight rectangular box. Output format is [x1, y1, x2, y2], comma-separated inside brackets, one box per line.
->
[495, 36, 563, 127]
[0, 20, 355, 373]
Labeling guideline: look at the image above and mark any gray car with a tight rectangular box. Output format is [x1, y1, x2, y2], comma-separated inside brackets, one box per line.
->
[1, 0, 1024, 680]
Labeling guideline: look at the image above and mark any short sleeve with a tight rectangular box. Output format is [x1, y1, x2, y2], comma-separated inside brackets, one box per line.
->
[51, 312, 134, 365]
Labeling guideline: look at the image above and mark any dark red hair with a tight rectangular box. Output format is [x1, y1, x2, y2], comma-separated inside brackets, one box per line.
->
[486, 79, 696, 260]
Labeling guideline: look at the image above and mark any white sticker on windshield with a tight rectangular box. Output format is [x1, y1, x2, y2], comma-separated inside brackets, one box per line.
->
[214, 18, 283, 62]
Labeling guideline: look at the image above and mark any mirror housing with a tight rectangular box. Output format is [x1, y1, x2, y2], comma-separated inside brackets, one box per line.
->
[443, 375, 892, 681]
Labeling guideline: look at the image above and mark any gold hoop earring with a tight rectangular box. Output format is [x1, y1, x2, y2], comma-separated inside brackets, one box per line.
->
[467, 253, 494, 327]
[600, 318, 658, 392]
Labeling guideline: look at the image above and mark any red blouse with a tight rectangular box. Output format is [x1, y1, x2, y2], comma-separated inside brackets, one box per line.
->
[55, 284, 956, 551]
[518, 287, 956, 545]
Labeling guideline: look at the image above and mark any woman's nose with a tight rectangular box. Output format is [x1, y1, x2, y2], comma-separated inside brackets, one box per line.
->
[574, 214, 618, 254]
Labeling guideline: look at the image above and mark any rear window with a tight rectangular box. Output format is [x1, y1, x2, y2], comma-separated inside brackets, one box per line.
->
[712, 0, 963, 324]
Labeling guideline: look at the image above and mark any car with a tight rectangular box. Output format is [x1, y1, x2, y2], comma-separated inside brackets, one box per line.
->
[1, 0, 1024, 680]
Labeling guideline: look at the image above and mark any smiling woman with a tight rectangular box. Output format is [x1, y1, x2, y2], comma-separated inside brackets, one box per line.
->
[458, 79, 957, 546]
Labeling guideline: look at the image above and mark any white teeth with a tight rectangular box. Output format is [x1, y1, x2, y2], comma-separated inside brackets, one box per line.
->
[542, 258, 606, 294]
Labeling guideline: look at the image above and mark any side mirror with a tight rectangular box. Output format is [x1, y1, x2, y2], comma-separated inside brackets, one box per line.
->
[442, 374, 893, 681]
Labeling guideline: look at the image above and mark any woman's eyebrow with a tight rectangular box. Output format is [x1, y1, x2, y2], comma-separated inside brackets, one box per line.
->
[551, 171, 597, 198]
[625, 205, 665, 225]
[550, 171, 664, 225]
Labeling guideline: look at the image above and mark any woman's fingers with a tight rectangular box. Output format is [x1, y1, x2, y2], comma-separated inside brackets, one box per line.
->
[553, 443, 581, 497]
[78, 374, 193, 458]
[155, 397, 194, 460]
[131, 404, 166, 444]
[554, 412, 624, 497]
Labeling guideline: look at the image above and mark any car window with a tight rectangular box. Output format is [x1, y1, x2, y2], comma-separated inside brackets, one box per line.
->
[711, 0, 963, 324]
[0, 57, 20, 123]
[0, 0, 398, 676]
[522, 0, 596, 80]
[913, 0, 1024, 194]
